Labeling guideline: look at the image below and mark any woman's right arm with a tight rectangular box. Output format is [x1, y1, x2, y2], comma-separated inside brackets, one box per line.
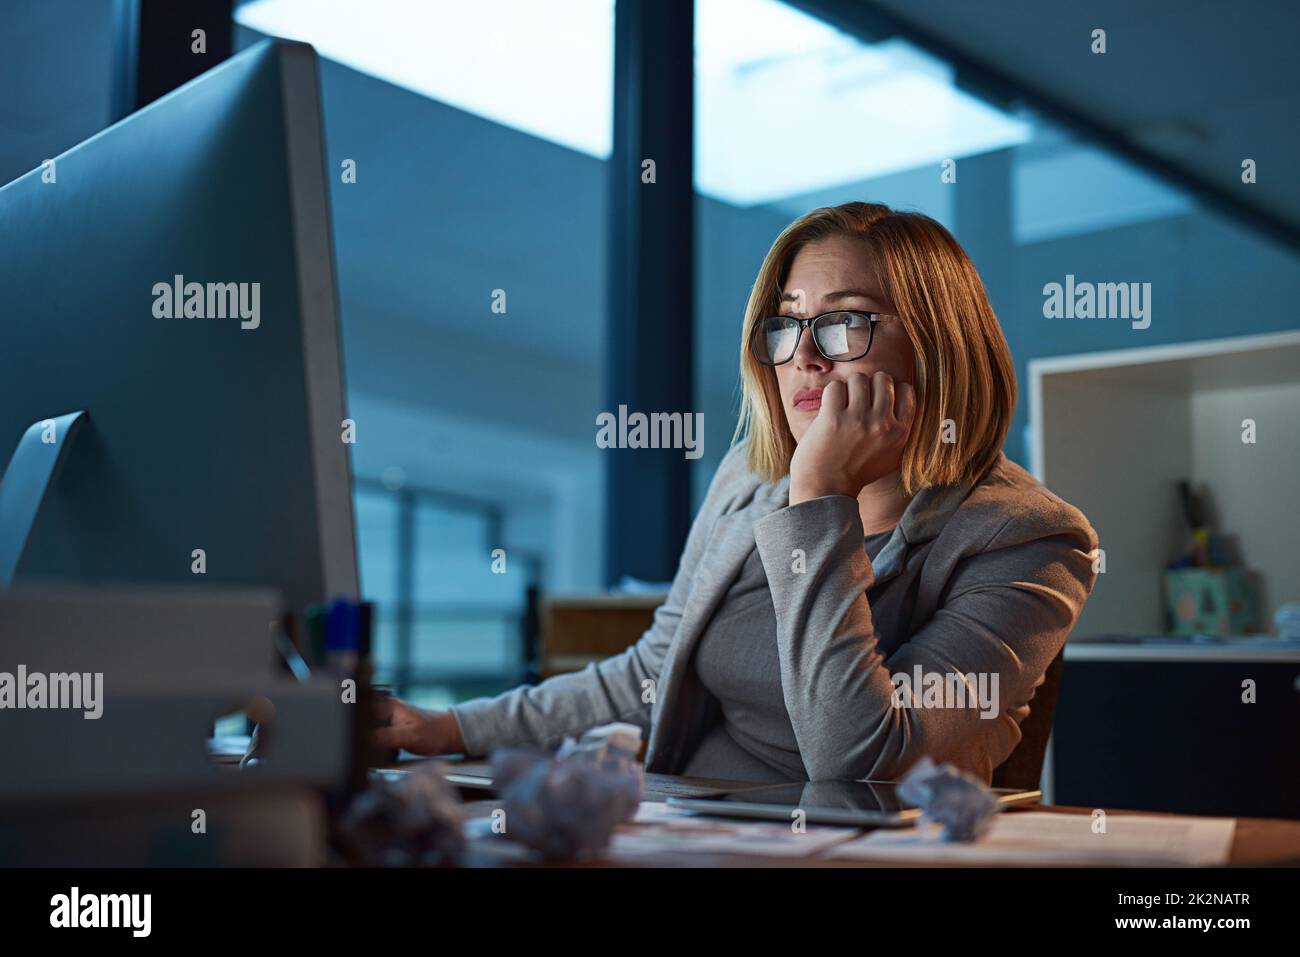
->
[375, 441, 752, 757]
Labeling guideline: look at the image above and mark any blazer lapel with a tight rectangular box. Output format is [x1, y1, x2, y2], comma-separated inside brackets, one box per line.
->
[644, 489, 783, 770]
[653, 505, 769, 686]
[871, 480, 975, 587]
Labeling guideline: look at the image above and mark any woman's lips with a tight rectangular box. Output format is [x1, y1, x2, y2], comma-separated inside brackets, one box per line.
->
[792, 387, 823, 411]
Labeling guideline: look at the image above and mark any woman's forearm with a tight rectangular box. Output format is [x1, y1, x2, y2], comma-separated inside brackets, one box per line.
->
[752, 494, 905, 779]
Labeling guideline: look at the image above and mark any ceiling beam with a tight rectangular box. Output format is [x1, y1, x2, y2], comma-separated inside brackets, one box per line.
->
[792, 0, 1300, 255]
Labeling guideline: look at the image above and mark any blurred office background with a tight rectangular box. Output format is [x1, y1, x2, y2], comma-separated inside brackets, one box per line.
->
[4, 0, 1298, 710]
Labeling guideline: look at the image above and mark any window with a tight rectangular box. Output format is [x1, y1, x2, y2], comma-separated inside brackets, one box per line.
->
[237, 0, 613, 700]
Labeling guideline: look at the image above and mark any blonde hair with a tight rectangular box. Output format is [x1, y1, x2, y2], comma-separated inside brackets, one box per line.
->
[734, 201, 1016, 496]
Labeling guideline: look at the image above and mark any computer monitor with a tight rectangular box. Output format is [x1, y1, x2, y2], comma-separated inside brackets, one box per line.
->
[0, 39, 358, 614]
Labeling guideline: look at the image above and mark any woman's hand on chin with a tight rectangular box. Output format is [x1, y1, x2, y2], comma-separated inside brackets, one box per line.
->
[788, 371, 916, 506]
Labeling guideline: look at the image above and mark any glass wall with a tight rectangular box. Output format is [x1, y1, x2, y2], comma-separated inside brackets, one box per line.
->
[353, 481, 536, 706]
[237, 0, 614, 704]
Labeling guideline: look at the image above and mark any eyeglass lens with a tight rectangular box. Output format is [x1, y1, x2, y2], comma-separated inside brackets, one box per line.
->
[757, 312, 873, 364]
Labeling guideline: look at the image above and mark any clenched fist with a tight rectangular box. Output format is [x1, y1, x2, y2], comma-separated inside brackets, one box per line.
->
[788, 371, 916, 505]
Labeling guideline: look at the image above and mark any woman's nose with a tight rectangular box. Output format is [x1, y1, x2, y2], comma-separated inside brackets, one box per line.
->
[792, 326, 829, 370]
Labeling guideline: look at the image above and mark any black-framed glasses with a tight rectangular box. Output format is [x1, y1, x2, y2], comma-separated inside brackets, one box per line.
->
[751, 310, 884, 366]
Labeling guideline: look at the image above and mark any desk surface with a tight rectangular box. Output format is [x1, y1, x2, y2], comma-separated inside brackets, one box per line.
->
[444, 766, 1300, 867]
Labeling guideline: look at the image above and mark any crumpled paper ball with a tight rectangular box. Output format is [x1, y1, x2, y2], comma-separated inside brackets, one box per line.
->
[336, 761, 465, 866]
[489, 722, 644, 860]
[897, 755, 999, 842]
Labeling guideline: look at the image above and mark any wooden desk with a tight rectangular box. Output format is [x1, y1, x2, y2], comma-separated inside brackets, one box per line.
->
[449, 769, 1300, 867]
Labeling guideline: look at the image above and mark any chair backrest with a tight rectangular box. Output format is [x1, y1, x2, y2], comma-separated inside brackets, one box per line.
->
[991, 646, 1065, 791]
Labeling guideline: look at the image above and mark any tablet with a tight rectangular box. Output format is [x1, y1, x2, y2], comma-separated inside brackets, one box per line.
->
[665, 780, 1040, 827]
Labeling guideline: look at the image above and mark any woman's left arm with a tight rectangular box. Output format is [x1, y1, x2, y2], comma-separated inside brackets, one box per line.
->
[752, 495, 1098, 782]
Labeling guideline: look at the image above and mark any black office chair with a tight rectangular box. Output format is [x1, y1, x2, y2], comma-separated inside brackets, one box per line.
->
[990, 647, 1065, 791]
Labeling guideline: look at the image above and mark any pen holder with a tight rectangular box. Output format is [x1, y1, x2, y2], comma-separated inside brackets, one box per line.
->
[1164, 567, 1255, 635]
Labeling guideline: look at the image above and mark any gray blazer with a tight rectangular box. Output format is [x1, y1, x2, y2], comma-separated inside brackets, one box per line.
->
[451, 441, 1099, 783]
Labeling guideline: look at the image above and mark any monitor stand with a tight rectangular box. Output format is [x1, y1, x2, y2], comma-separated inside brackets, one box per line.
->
[0, 410, 87, 586]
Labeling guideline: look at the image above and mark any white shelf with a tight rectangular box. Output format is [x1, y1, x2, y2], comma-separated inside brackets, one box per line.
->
[1029, 330, 1300, 640]
[1065, 642, 1300, 664]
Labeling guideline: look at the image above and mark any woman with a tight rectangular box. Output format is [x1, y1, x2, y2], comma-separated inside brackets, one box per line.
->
[377, 201, 1099, 785]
